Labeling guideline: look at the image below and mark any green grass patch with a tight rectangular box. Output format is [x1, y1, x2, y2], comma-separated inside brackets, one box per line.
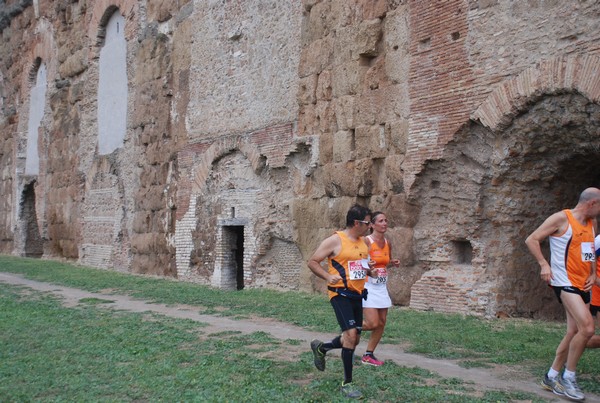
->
[2, 255, 600, 398]
[78, 297, 115, 305]
[0, 283, 541, 402]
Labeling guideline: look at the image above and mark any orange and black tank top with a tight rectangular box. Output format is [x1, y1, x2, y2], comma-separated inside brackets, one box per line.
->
[327, 231, 370, 300]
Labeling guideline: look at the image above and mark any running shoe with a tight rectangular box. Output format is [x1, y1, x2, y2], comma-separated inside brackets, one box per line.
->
[310, 339, 325, 371]
[558, 376, 584, 401]
[540, 374, 564, 396]
[341, 382, 363, 399]
[361, 354, 384, 367]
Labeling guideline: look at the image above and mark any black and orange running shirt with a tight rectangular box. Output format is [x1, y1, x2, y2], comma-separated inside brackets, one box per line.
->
[327, 231, 370, 300]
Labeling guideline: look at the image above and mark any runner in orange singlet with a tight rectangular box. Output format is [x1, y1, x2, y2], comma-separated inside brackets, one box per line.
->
[361, 211, 400, 366]
[307, 204, 372, 399]
[526, 187, 600, 401]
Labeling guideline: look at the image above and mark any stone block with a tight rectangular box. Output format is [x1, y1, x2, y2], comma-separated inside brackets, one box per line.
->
[352, 92, 378, 126]
[357, 0, 388, 20]
[58, 48, 88, 78]
[316, 70, 332, 101]
[379, 83, 410, 121]
[388, 119, 409, 154]
[354, 19, 382, 59]
[299, 37, 334, 77]
[383, 154, 405, 193]
[137, 185, 165, 212]
[327, 197, 360, 227]
[57, 239, 79, 259]
[353, 158, 380, 196]
[334, 95, 355, 130]
[387, 262, 424, 305]
[302, 0, 320, 12]
[333, 130, 354, 163]
[298, 104, 316, 136]
[331, 61, 368, 97]
[132, 211, 151, 233]
[303, 0, 332, 43]
[386, 193, 420, 228]
[139, 167, 156, 188]
[318, 130, 333, 165]
[131, 232, 167, 254]
[322, 161, 355, 197]
[333, 26, 356, 65]
[386, 227, 415, 266]
[297, 74, 318, 105]
[315, 100, 336, 135]
[354, 125, 384, 159]
[479, 0, 499, 9]
[147, 0, 173, 23]
[134, 35, 169, 85]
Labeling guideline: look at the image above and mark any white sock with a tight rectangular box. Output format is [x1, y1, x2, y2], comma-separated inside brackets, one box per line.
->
[563, 369, 576, 380]
[548, 368, 560, 379]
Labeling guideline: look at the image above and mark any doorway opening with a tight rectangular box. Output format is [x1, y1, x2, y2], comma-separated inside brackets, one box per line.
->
[223, 225, 245, 290]
[20, 182, 43, 257]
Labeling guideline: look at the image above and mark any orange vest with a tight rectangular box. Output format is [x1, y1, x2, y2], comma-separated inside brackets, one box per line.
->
[549, 210, 595, 289]
[327, 231, 369, 300]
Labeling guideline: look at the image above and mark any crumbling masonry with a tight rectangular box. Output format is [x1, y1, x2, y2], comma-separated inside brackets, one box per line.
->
[1, 0, 599, 318]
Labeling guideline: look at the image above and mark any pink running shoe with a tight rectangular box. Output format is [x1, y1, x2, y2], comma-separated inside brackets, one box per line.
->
[361, 354, 384, 366]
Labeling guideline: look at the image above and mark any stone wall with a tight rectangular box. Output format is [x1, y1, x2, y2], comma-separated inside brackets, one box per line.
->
[0, 0, 599, 318]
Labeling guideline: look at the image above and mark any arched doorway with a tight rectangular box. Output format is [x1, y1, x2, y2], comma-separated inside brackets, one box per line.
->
[186, 148, 303, 291]
[481, 93, 600, 319]
[410, 92, 600, 319]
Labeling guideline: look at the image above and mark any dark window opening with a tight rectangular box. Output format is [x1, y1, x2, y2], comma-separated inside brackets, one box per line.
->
[452, 240, 472, 265]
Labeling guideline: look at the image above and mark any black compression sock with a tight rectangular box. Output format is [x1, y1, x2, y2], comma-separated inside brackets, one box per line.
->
[341, 347, 355, 384]
[322, 335, 342, 352]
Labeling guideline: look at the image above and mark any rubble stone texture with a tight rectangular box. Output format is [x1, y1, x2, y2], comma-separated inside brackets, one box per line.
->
[0, 0, 599, 318]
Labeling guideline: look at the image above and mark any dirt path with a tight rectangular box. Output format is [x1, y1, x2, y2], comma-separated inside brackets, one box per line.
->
[2, 271, 598, 402]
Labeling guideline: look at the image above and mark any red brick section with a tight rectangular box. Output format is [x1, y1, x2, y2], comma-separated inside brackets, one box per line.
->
[410, 275, 476, 315]
[405, 0, 474, 188]
[175, 123, 294, 220]
[472, 55, 600, 131]
[250, 122, 295, 168]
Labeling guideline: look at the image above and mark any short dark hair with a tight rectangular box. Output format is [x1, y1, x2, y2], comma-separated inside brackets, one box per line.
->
[345, 204, 372, 227]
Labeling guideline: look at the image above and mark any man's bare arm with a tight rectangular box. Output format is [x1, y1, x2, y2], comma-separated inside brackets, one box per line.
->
[307, 235, 342, 285]
[525, 212, 567, 283]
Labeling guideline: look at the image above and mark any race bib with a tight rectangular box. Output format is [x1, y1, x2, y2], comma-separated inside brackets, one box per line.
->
[581, 242, 595, 262]
[374, 268, 388, 284]
[348, 259, 367, 280]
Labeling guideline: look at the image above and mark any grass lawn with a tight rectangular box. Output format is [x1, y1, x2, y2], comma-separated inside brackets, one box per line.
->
[1, 255, 600, 401]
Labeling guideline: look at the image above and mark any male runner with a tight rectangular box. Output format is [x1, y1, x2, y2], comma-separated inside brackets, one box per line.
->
[525, 187, 600, 401]
[307, 204, 372, 399]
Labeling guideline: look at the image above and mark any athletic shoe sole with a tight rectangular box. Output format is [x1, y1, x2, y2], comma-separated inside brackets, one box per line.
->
[310, 339, 325, 371]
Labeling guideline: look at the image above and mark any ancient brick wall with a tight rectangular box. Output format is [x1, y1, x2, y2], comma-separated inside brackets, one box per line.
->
[0, 0, 191, 275]
[0, 0, 599, 318]
[294, 0, 600, 317]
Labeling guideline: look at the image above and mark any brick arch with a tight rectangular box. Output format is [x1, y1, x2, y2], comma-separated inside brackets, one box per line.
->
[190, 137, 265, 193]
[175, 139, 266, 279]
[471, 54, 600, 132]
[28, 57, 43, 83]
[19, 19, 57, 91]
[88, 0, 138, 53]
